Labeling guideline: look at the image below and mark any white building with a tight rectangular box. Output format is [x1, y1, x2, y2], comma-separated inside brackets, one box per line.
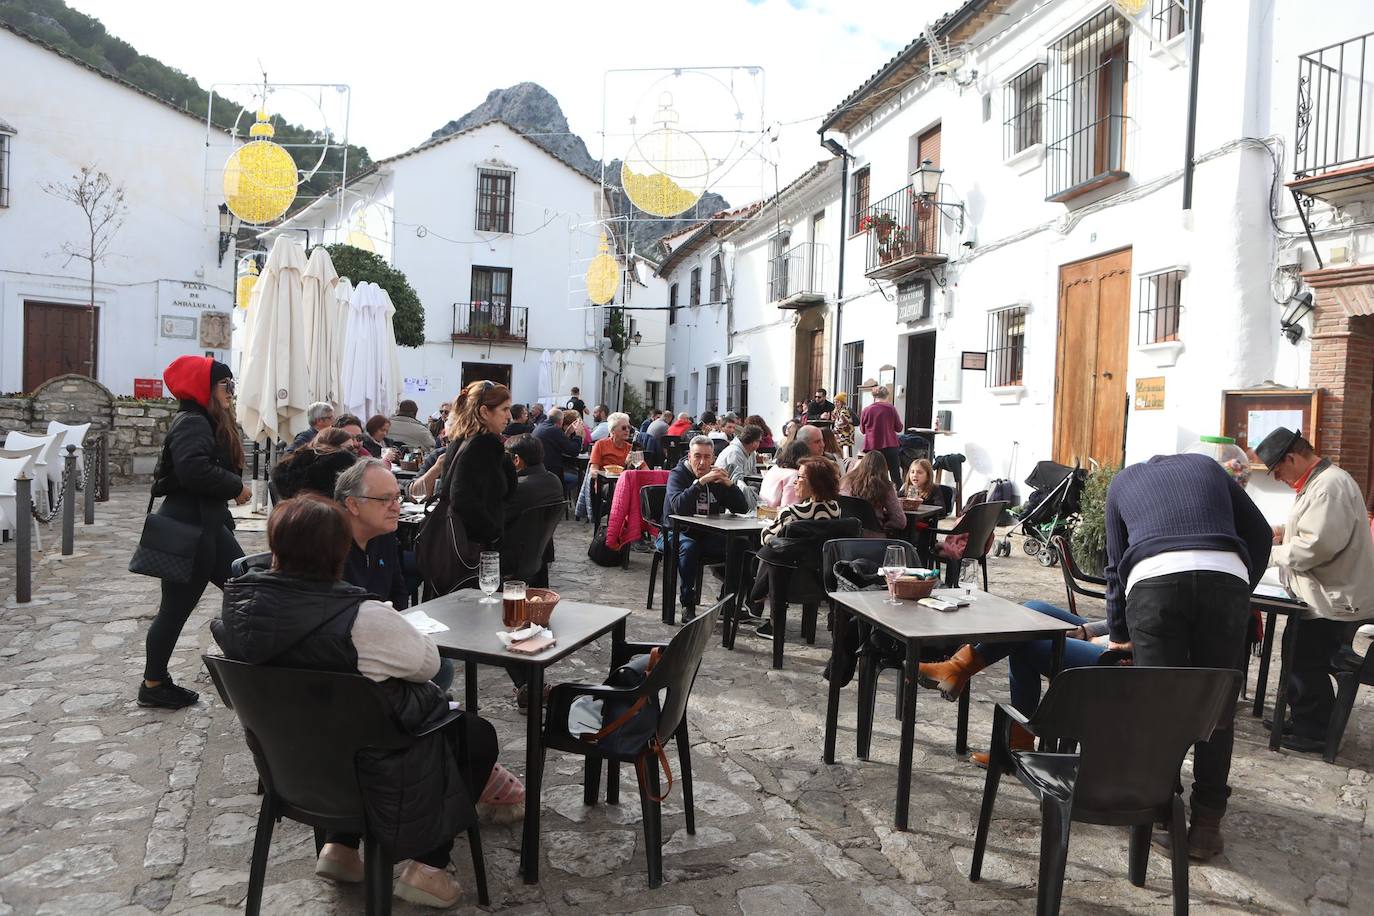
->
[267, 119, 643, 417]
[0, 23, 237, 397]
[611, 251, 668, 413]
[812, 0, 1374, 514]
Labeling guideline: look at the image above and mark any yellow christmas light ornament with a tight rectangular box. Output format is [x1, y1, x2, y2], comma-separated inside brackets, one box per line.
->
[345, 212, 377, 252]
[222, 111, 298, 225]
[236, 257, 259, 311]
[620, 93, 710, 218]
[585, 232, 619, 305]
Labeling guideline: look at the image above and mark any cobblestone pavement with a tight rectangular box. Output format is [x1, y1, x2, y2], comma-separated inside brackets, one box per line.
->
[1, 487, 1373, 915]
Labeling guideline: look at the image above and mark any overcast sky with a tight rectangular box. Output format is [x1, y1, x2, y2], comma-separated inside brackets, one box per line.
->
[69, 0, 958, 194]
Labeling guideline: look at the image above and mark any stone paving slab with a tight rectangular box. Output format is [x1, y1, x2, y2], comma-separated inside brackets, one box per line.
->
[0, 487, 1372, 914]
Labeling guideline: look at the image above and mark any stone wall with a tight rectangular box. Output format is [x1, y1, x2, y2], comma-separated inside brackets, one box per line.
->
[1305, 265, 1374, 499]
[0, 374, 175, 482]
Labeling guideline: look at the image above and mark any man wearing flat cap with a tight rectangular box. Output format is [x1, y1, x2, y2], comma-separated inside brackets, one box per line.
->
[1254, 426, 1374, 753]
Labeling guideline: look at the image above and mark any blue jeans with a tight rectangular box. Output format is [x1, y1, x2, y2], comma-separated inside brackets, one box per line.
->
[656, 531, 727, 605]
[975, 600, 1105, 716]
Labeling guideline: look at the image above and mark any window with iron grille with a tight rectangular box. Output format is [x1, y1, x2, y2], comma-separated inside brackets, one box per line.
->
[705, 366, 720, 412]
[1138, 269, 1184, 344]
[709, 253, 724, 303]
[850, 167, 870, 234]
[0, 133, 10, 208]
[1003, 63, 1045, 158]
[727, 362, 749, 416]
[1150, 0, 1186, 42]
[986, 306, 1027, 387]
[841, 341, 864, 401]
[669, 283, 678, 325]
[690, 267, 702, 306]
[1044, 8, 1131, 201]
[475, 169, 512, 233]
[646, 380, 661, 410]
[666, 376, 675, 412]
[768, 231, 791, 301]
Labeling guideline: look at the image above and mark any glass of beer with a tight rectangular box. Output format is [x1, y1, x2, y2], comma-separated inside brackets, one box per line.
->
[502, 580, 527, 629]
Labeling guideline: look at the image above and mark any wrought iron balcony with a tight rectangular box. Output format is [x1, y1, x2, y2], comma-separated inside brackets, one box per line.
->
[860, 185, 948, 281]
[451, 301, 528, 344]
[1295, 31, 1374, 180]
[769, 241, 829, 308]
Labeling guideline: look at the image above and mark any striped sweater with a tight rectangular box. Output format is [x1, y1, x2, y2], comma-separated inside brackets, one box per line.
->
[761, 499, 842, 545]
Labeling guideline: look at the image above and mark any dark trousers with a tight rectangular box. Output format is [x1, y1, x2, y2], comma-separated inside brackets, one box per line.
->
[879, 446, 902, 485]
[1126, 570, 1249, 815]
[676, 531, 728, 605]
[143, 524, 243, 682]
[1286, 617, 1350, 738]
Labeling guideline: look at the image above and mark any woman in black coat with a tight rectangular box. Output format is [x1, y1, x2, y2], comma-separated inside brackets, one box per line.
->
[271, 427, 357, 499]
[444, 380, 517, 550]
[140, 355, 249, 709]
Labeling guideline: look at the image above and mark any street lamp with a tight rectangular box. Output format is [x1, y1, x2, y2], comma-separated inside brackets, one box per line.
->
[632, 329, 643, 346]
[217, 203, 238, 267]
[1280, 291, 1315, 344]
[910, 159, 965, 233]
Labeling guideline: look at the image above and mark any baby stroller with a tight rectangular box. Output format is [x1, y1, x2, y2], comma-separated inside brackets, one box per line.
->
[994, 460, 1086, 566]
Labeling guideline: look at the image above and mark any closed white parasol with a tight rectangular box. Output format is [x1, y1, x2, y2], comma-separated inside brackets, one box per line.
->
[238, 235, 310, 444]
[300, 245, 340, 406]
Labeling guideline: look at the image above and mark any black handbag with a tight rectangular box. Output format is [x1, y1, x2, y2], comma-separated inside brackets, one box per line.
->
[128, 416, 206, 583]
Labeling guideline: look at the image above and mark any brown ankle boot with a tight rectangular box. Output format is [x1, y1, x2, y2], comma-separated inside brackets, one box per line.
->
[1153, 803, 1224, 861]
[916, 645, 988, 700]
[970, 722, 1035, 768]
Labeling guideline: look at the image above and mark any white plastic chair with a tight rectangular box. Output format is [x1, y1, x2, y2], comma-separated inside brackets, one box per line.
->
[47, 421, 91, 462]
[2, 432, 59, 509]
[0, 454, 37, 544]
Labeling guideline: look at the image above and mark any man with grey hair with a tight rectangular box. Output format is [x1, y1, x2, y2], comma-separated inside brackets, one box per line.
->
[647, 409, 671, 443]
[534, 406, 583, 491]
[662, 435, 748, 610]
[286, 401, 336, 453]
[795, 423, 825, 458]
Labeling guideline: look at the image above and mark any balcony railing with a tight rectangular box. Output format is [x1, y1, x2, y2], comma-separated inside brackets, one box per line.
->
[860, 185, 947, 280]
[1295, 31, 1374, 178]
[451, 301, 528, 344]
[768, 241, 828, 307]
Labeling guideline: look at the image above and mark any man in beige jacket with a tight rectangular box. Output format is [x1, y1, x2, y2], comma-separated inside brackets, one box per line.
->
[1255, 427, 1374, 753]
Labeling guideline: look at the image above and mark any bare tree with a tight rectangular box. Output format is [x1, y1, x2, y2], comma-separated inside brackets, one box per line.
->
[42, 167, 126, 378]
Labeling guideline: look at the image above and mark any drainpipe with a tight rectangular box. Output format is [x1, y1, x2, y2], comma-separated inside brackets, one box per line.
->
[1181, 0, 1204, 211]
[821, 135, 850, 392]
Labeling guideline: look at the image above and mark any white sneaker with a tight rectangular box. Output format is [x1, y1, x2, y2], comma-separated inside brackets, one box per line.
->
[395, 861, 462, 908]
[1358, 624, 1374, 639]
[314, 843, 363, 883]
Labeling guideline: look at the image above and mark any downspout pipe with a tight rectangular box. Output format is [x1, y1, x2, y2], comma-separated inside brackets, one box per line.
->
[1181, 0, 1204, 211]
[821, 134, 851, 393]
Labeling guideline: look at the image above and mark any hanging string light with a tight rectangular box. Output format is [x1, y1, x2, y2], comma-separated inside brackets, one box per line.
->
[222, 110, 299, 224]
[620, 92, 710, 218]
[585, 231, 620, 305]
[236, 255, 259, 310]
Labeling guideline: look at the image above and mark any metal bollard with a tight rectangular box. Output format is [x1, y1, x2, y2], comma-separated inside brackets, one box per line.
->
[15, 473, 31, 603]
[83, 443, 95, 525]
[61, 445, 77, 556]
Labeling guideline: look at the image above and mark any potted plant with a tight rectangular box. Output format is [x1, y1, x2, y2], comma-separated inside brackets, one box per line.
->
[1070, 463, 1120, 577]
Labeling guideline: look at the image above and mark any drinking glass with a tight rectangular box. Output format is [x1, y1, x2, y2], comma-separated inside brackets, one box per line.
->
[883, 545, 907, 605]
[478, 552, 501, 604]
[502, 580, 528, 629]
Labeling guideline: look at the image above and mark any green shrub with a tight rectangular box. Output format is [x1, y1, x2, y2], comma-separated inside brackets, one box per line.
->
[325, 244, 425, 348]
[1071, 463, 1120, 577]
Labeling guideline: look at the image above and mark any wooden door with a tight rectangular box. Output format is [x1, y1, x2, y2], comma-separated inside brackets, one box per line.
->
[904, 333, 936, 428]
[916, 124, 942, 253]
[24, 301, 98, 391]
[807, 330, 825, 397]
[1053, 248, 1132, 466]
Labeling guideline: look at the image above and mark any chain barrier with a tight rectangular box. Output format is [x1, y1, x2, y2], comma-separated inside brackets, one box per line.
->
[29, 460, 76, 524]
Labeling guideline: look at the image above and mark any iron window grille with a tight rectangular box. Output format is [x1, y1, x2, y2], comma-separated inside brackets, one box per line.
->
[850, 168, 870, 234]
[709, 253, 724, 303]
[767, 231, 792, 301]
[690, 267, 702, 306]
[841, 340, 864, 400]
[1150, 0, 1186, 43]
[705, 366, 720, 413]
[1044, 8, 1131, 200]
[475, 169, 512, 233]
[1138, 268, 1184, 344]
[987, 306, 1027, 388]
[666, 376, 675, 412]
[1003, 63, 1046, 158]
[1295, 31, 1374, 177]
[727, 362, 749, 417]
[0, 133, 9, 208]
[669, 283, 678, 325]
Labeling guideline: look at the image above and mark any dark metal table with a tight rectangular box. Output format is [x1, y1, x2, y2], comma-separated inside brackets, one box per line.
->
[420, 590, 631, 882]
[824, 587, 1075, 830]
[590, 471, 621, 529]
[1250, 582, 1308, 751]
[662, 513, 770, 630]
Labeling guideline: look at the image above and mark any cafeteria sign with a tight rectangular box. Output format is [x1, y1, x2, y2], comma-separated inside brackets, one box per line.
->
[896, 279, 930, 323]
[1135, 376, 1165, 410]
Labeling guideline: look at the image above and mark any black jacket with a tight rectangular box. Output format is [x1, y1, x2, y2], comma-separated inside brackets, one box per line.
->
[213, 570, 478, 860]
[663, 459, 747, 525]
[533, 420, 581, 477]
[271, 448, 356, 500]
[151, 402, 244, 576]
[447, 432, 517, 547]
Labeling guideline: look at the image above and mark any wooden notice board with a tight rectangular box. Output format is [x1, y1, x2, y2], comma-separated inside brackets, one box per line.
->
[1221, 388, 1322, 464]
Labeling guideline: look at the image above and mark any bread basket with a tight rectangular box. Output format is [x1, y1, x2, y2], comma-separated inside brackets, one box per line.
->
[602, 465, 625, 476]
[892, 576, 937, 600]
[899, 497, 925, 512]
[756, 505, 779, 520]
[524, 588, 561, 626]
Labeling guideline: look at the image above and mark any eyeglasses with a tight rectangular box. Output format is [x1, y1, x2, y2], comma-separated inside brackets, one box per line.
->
[218, 379, 236, 396]
[355, 493, 404, 505]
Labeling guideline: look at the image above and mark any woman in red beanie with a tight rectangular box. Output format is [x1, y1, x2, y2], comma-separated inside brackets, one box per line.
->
[138, 355, 250, 709]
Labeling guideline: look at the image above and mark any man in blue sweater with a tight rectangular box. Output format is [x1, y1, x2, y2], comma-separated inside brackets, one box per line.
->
[1105, 451, 1271, 860]
[662, 436, 748, 610]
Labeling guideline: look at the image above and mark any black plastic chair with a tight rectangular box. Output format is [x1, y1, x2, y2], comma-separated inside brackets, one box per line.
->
[543, 598, 723, 888]
[1326, 641, 1374, 763]
[501, 500, 564, 586]
[837, 494, 884, 535]
[202, 656, 489, 915]
[642, 485, 667, 609]
[971, 666, 1241, 916]
[229, 551, 272, 579]
[711, 438, 728, 457]
[1050, 535, 1105, 618]
[936, 500, 1007, 590]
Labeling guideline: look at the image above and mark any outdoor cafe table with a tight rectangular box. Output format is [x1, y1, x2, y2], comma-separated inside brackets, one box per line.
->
[662, 513, 771, 632]
[1250, 582, 1309, 751]
[824, 587, 1076, 830]
[420, 589, 631, 883]
[590, 470, 621, 529]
